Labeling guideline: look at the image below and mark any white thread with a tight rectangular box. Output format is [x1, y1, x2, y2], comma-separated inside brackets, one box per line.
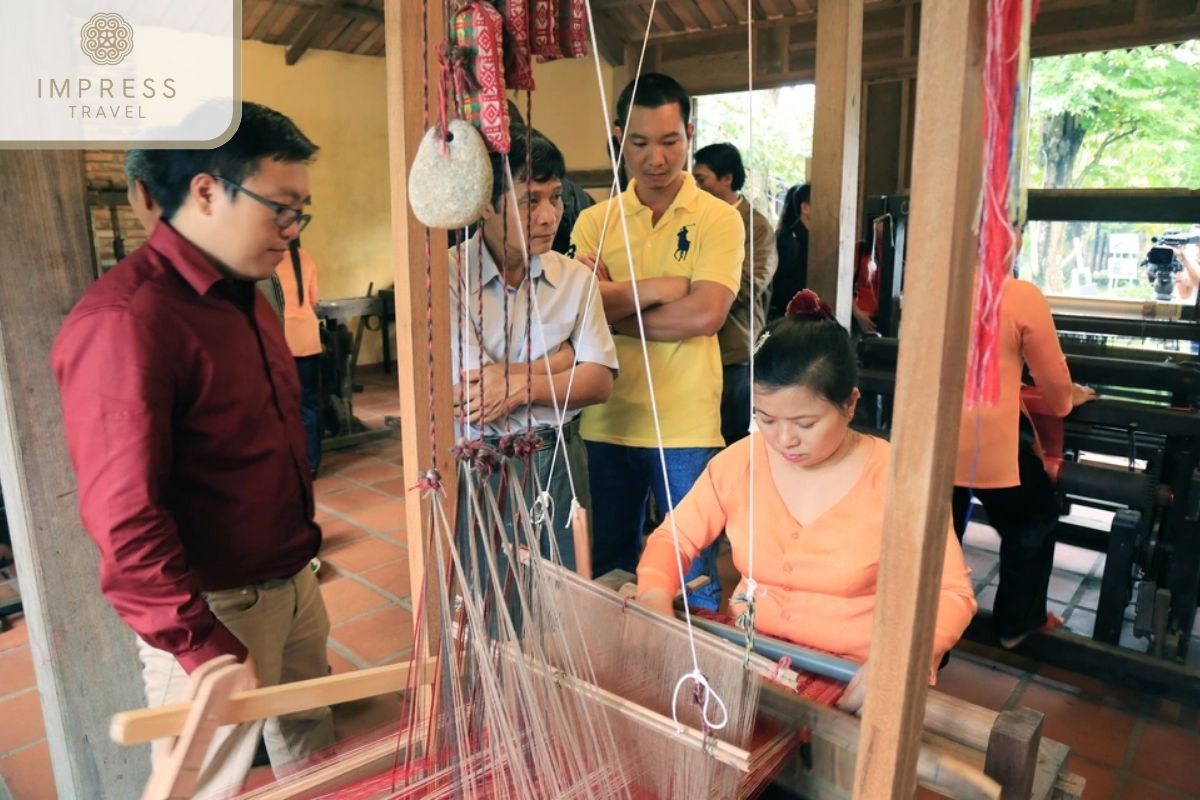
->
[531, 490, 555, 528]
[744, 0, 760, 641]
[582, 0, 727, 721]
[670, 669, 729, 734]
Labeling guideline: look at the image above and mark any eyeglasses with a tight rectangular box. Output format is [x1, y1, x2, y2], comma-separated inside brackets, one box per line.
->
[215, 176, 312, 233]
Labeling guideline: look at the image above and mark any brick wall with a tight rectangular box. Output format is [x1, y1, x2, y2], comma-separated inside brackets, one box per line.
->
[85, 149, 151, 273]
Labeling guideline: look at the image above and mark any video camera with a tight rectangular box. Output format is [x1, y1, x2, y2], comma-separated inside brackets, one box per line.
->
[1143, 230, 1200, 301]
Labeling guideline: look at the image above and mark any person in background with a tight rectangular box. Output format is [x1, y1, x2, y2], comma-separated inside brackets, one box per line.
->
[275, 238, 323, 478]
[570, 73, 744, 612]
[451, 123, 617, 571]
[954, 277, 1096, 648]
[504, 98, 596, 256]
[770, 182, 809, 321]
[851, 235, 881, 335]
[692, 142, 777, 445]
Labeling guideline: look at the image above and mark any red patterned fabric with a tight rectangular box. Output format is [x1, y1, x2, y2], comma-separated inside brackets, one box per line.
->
[557, 0, 589, 58]
[503, 0, 535, 90]
[451, 1, 510, 153]
[530, 0, 561, 58]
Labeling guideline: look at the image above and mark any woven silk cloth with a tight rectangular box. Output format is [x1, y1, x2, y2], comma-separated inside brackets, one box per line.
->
[452, 1, 510, 153]
[530, 0, 561, 58]
[502, 0, 535, 90]
[557, 0, 588, 58]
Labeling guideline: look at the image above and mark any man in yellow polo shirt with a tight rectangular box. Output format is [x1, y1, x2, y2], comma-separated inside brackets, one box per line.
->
[570, 73, 744, 611]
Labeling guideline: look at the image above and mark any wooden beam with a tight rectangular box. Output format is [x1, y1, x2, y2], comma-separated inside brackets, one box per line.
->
[0, 152, 149, 797]
[352, 22, 385, 55]
[112, 658, 439, 745]
[285, 0, 341, 65]
[249, 1, 289, 40]
[808, 0, 863, 325]
[851, 0, 985, 796]
[1031, 16, 1200, 56]
[270, 0, 383, 23]
[984, 708, 1045, 800]
[593, 16, 627, 67]
[675, 0, 716, 30]
[328, 17, 366, 53]
[276, 4, 317, 46]
[382, 0, 456, 647]
[1026, 188, 1200, 222]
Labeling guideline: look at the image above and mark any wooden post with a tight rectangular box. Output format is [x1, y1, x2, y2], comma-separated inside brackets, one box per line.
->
[808, 0, 863, 326]
[382, 1, 456, 641]
[851, 0, 986, 797]
[0, 151, 149, 797]
[984, 708, 1045, 800]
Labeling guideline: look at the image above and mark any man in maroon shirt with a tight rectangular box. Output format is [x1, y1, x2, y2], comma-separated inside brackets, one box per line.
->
[53, 102, 334, 795]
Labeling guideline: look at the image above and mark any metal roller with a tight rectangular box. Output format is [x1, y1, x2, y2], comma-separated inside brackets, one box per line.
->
[1056, 461, 1158, 511]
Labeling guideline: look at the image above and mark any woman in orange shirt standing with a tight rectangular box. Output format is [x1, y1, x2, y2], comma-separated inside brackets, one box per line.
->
[954, 278, 1095, 648]
[275, 238, 323, 478]
[636, 290, 977, 711]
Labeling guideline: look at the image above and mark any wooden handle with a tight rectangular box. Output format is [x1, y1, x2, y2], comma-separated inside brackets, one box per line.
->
[142, 657, 254, 800]
[113, 657, 437, 746]
[917, 749, 1002, 800]
[571, 504, 592, 579]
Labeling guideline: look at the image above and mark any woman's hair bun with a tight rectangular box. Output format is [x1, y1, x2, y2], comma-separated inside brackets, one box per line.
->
[785, 289, 834, 322]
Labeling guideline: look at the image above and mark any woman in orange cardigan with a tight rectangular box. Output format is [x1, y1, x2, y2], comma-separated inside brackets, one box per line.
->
[637, 290, 977, 712]
[954, 278, 1095, 648]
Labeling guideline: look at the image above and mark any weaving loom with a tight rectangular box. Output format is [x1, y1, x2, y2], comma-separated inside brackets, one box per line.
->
[107, 0, 1090, 797]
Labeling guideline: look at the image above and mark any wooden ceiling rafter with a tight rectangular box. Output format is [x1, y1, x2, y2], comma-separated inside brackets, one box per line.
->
[719, 0, 750, 24]
[249, 1, 290, 40]
[326, 16, 367, 52]
[667, 0, 710, 32]
[237, 0, 1200, 73]
[286, 0, 345, 64]
[656, 4, 691, 35]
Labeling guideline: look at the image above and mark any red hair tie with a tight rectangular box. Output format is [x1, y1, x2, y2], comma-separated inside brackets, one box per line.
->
[785, 289, 834, 321]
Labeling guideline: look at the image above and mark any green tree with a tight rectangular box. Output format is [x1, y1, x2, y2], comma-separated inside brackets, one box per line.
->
[1028, 41, 1200, 292]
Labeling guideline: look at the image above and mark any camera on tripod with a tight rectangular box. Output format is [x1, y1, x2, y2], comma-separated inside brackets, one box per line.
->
[1143, 230, 1200, 301]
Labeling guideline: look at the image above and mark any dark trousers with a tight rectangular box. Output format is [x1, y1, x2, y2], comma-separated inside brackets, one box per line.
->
[295, 355, 322, 476]
[951, 421, 1060, 640]
[585, 442, 722, 611]
[720, 362, 752, 446]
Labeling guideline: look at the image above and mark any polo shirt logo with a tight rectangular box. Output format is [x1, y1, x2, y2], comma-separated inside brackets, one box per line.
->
[674, 224, 694, 262]
[566, 243, 577, 259]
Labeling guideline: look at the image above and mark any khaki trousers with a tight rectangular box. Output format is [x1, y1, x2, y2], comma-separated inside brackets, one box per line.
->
[138, 566, 335, 798]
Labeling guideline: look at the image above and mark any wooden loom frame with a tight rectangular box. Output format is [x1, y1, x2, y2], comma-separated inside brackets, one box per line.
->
[117, 564, 1080, 799]
[114, 0, 1086, 798]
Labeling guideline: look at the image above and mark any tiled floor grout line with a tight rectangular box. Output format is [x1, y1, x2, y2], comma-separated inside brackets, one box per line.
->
[0, 670, 35, 705]
[370, 647, 412, 668]
[326, 639, 370, 671]
[1059, 568, 1094, 624]
[964, 546, 1000, 593]
[0, 685, 37, 706]
[0, 737, 48, 762]
[323, 564, 414, 616]
[1001, 670, 1035, 712]
[1120, 716, 1147, 775]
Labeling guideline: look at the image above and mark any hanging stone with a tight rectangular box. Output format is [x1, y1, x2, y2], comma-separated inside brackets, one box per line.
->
[408, 119, 493, 230]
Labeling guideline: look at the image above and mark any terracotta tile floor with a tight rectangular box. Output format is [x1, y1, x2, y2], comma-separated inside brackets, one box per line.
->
[1, 374, 1199, 798]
